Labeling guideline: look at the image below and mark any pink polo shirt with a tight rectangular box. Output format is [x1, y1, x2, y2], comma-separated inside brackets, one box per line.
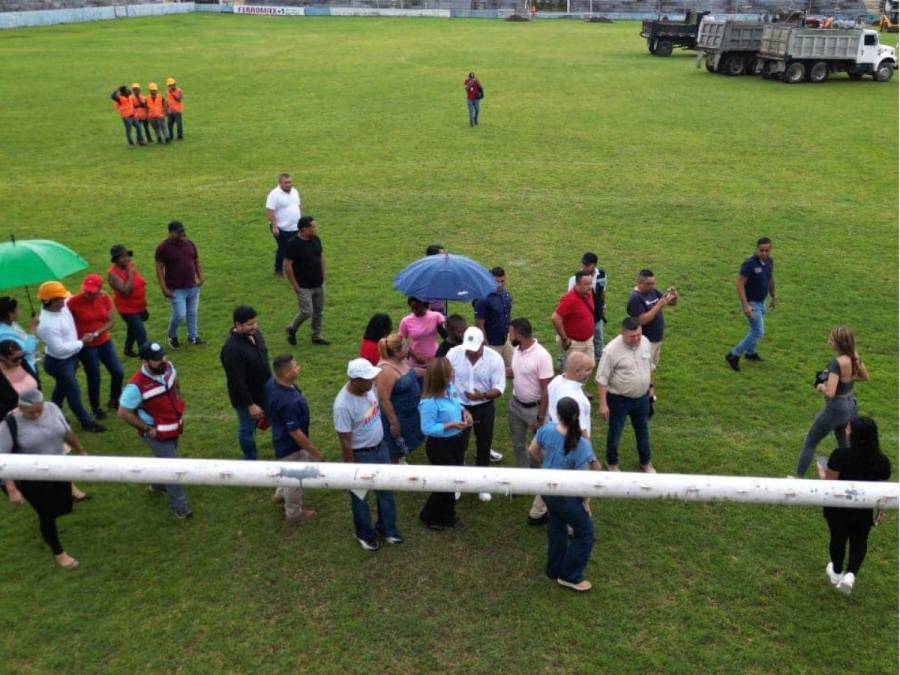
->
[398, 310, 444, 365]
[511, 340, 554, 403]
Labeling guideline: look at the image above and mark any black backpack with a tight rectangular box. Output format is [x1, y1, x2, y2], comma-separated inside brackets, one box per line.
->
[476, 83, 484, 100]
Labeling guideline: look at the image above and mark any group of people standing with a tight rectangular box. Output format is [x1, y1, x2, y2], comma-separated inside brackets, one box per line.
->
[110, 79, 185, 146]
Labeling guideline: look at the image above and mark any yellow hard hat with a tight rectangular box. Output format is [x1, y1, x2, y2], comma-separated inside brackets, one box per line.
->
[131, 82, 141, 89]
[148, 82, 158, 91]
[166, 77, 176, 86]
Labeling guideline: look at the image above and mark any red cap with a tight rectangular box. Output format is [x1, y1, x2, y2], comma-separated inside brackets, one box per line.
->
[82, 273, 103, 293]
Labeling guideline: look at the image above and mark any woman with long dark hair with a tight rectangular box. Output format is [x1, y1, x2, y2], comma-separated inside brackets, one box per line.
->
[817, 416, 891, 595]
[360, 313, 392, 366]
[528, 397, 602, 592]
[797, 326, 868, 476]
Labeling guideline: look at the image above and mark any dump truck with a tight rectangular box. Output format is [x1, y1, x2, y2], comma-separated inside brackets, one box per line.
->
[758, 25, 897, 82]
[641, 10, 710, 57]
[696, 18, 766, 75]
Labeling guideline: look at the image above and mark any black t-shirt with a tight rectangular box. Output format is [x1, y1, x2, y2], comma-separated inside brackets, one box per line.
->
[627, 288, 664, 343]
[824, 447, 891, 521]
[435, 340, 457, 358]
[285, 236, 323, 289]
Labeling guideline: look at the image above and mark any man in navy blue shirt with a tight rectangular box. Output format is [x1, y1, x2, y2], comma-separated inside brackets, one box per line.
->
[474, 266, 513, 368]
[626, 269, 677, 371]
[726, 238, 776, 372]
[264, 353, 324, 522]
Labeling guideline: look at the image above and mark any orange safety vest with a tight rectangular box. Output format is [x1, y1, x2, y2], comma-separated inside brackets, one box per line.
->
[146, 93, 166, 119]
[130, 94, 148, 120]
[166, 87, 184, 113]
[113, 95, 135, 119]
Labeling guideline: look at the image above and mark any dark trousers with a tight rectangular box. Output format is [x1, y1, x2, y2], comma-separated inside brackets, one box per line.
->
[420, 435, 465, 527]
[121, 116, 143, 145]
[149, 118, 168, 143]
[120, 312, 148, 353]
[38, 513, 63, 555]
[826, 511, 873, 575]
[167, 111, 183, 139]
[139, 118, 152, 142]
[605, 392, 651, 467]
[544, 495, 594, 583]
[78, 341, 124, 411]
[274, 229, 295, 274]
[42, 354, 93, 426]
[461, 401, 495, 467]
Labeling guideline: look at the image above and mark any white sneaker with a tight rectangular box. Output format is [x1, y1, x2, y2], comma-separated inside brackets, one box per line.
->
[825, 562, 842, 586]
[478, 492, 492, 502]
[836, 572, 855, 595]
[489, 449, 503, 463]
[454, 491, 461, 501]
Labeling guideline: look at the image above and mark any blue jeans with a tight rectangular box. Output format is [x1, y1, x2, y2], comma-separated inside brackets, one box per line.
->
[122, 116, 143, 144]
[543, 495, 594, 583]
[730, 301, 766, 357]
[605, 392, 651, 467]
[348, 442, 398, 542]
[143, 436, 189, 513]
[594, 319, 605, 360]
[167, 111, 183, 140]
[274, 229, 296, 274]
[120, 312, 148, 353]
[467, 99, 480, 126]
[234, 406, 259, 461]
[168, 287, 200, 341]
[79, 340, 124, 411]
[42, 353, 93, 426]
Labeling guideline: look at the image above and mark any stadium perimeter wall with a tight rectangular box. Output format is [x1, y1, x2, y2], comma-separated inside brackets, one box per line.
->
[0, 0, 879, 29]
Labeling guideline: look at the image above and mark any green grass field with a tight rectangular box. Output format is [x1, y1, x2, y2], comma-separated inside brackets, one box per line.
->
[0, 14, 897, 672]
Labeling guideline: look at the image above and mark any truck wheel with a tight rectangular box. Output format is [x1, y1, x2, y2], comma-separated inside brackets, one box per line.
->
[874, 60, 894, 81]
[724, 54, 745, 76]
[808, 61, 828, 83]
[783, 61, 805, 84]
[655, 40, 673, 57]
[746, 57, 764, 76]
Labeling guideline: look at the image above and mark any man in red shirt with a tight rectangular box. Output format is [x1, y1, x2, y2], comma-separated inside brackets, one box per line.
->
[68, 273, 124, 419]
[551, 270, 597, 370]
[464, 72, 482, 128]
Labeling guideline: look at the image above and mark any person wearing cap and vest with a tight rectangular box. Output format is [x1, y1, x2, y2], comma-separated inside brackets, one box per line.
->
[145, 83, 169, 145]
[107, 244, 148, 358]
[68, 273, 124, 421]
[110, 84, 144, 146]
[35, 281, 104, 433]
[117, 341, 192, 519]
[129, 83, 153, 144]
[165, 77, 184, 141]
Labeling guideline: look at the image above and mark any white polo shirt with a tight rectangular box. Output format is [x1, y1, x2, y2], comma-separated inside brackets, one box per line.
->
[265, 186, 301, 233]
[546, 374, 591, 438]
[446, 345, 506, 407]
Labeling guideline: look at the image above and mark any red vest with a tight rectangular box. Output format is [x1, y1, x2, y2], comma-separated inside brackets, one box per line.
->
[129, 363, 185, 440]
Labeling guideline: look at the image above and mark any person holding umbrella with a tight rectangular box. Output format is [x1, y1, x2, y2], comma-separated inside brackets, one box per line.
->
[35, 282, 104, 433]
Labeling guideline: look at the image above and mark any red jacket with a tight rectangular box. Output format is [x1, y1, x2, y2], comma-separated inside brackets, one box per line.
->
[129, 363, 185, 440]
[465, 78, 481, 101]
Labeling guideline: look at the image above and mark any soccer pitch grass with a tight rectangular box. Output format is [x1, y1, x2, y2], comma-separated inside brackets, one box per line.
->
[0, 14, 897, 672]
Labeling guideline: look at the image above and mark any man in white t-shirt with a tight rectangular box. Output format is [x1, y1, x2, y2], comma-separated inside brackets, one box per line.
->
[265, 172, 301, 277]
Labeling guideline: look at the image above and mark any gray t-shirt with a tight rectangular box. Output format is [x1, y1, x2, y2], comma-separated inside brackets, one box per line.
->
[333, 385, 384, 450]
[0, 403, 70, 455]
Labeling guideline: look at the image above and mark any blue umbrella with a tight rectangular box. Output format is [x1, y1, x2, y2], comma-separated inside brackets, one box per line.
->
[394, 253, 496, 303]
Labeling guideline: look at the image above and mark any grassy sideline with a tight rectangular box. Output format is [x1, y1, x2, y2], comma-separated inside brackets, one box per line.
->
[0, 14, 897, 672]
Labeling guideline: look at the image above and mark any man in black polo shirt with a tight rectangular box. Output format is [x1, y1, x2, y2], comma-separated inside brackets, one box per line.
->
[284, 216, 329, 346]
[726, 238, 776, 372]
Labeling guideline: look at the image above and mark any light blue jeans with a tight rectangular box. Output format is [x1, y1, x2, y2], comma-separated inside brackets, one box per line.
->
[730, 301, 765, 357]
[168, 286, 200, 341]
[593, 319, 605, 360]
[467, 99, 480, 126]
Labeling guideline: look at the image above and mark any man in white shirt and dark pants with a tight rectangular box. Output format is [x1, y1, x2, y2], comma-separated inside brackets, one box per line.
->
[447, 327, 506, 502]
[265, 172, 301, 277]
[35, 281, 104, 432]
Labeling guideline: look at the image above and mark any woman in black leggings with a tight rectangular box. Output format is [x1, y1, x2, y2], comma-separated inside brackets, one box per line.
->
[817, 416, 891, 595]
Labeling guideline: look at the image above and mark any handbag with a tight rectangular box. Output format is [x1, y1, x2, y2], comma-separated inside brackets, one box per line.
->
[139, 309, 150, 321]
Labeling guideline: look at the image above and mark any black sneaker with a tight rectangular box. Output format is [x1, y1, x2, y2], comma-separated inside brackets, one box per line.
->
[286, 328, 297, 346]
[124, 349, 139, 358]
[311, 337, 331, 346]
[92, 408, 108, 421]
[745, 353, 764, 362]
[527, 514, 549, 526]
[167, 335, 180, 349]
[187, 337, 205, 345]
[174, 508, 193, 520]
[107, 400, 119, 412]
[357, 537, 380, 551]
[82, 421, 107, 433]
[725, 352, 741, 372]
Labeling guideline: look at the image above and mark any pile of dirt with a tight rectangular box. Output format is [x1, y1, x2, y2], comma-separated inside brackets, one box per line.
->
[586, 16, 612, 22]
[506, 14, 530, 21]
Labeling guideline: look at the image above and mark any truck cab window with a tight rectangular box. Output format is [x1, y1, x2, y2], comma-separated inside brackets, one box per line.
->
[864, 34, 877, 46]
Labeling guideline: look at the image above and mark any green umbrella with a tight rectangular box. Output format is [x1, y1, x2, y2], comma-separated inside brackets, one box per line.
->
[0, 236, 89, 312]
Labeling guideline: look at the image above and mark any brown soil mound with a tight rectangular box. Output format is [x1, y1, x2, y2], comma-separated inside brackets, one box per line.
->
[586, 16, 612, 22]
[506, 14, 530, 21]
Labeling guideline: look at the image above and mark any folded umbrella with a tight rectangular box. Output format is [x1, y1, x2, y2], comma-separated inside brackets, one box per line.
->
[394, 253, 496, 303]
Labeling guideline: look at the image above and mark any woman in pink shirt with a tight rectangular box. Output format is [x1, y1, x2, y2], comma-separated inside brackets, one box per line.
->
[398, 298, 445, 371]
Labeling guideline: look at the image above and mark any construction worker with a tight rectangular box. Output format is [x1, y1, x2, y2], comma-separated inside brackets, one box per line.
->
[165, 78, 184, 141]
[110, 85, 144, 146]
[146, 83, 169, 145]
[129, 83, 152, 145]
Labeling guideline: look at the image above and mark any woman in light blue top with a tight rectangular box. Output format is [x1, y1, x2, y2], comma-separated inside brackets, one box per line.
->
[0, 297, 39, 372]
[418, 357, 472, 529]
[529, 396, 601, 592]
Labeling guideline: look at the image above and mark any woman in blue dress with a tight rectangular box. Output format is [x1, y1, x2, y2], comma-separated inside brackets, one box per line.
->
[375, 334, 425, 463]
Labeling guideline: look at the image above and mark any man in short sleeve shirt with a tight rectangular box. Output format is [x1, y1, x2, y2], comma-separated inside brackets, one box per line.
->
[155, 220, 205, 349]
[474, 266, 513, 368]
[284, 216, 329, 346]
[552, 270, 596, 369]
[626, 269, 677, 371]
[726, 238, 776, 371]
[568, 252, 607, 361]
[266, 173, 301, 276]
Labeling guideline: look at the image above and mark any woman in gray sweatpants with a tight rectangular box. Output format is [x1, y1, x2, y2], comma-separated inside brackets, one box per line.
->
[796, 327, 868, 476]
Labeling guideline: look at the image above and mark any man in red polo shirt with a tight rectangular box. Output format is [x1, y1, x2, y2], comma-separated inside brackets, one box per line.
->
[551, 270, 596, 370]
[68, 273, 124, 419]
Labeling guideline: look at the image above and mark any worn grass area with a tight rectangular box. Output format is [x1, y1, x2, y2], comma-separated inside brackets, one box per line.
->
[0, 14, 897, 672]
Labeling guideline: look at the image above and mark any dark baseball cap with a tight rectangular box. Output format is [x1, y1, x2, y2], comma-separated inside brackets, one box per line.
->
[110, 244, 133, 262]
[168, 220, 185, 233]
[139, 341, 166, 361]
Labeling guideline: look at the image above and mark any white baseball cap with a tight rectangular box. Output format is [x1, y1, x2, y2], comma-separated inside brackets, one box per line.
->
[462, 326, 485, 352]
[347, 358, 382, 380]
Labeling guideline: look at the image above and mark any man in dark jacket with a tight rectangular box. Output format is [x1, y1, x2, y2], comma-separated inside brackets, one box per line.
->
[220, 305, 271, 460]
